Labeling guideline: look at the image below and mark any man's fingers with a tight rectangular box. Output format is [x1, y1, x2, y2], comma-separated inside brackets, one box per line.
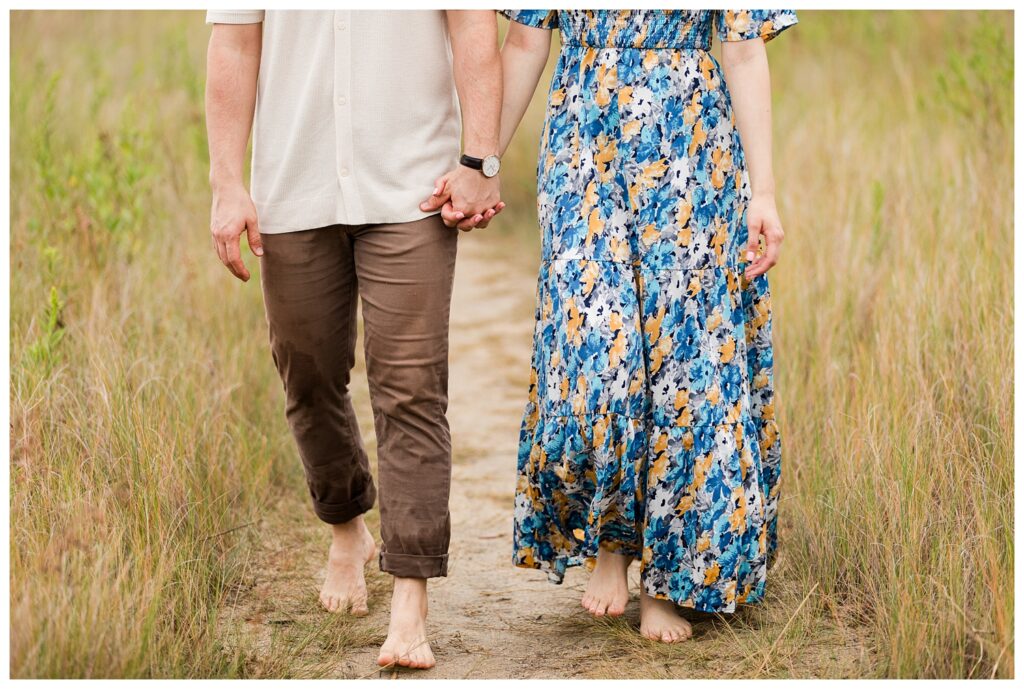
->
[224, 236, 250, 281]
[212, 235, 226, 265]
[246, 217, 263, 257]
[210, 232, 223, 262]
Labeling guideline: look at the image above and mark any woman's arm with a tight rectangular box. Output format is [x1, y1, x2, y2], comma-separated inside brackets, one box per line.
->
[498, 22, 552, 156]
[721, 39, 785, 279]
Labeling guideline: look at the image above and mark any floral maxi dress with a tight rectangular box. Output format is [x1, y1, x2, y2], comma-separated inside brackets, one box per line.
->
[506, 9, 797, 614]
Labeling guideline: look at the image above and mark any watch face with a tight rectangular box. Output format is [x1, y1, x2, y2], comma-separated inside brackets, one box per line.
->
[482, 155, 500, 178]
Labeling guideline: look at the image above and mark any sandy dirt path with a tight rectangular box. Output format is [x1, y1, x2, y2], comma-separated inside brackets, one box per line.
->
[216, 233, 873, 680]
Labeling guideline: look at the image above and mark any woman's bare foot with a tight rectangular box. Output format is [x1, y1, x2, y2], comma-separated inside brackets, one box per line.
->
[581, 547, 631, 617]
[639, 592, 693, 643]
[319, 516, 376, 616]
[378, 577, 435, 670]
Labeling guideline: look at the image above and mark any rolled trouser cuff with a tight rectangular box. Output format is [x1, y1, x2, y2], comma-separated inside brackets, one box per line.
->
[311, 481, 377, 525]
[379, 550, 449, 579]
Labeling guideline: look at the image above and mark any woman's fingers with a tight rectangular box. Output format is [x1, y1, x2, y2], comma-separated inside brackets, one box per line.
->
[420, 176, 451, 212]
[440, 201, 464, 228]
[457, 213, 484, 231]
[745, 223, 784, 279]
[745, 216, 762, 263]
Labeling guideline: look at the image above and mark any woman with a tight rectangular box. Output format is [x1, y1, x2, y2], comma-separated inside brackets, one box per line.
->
[497, 9, 796, 643]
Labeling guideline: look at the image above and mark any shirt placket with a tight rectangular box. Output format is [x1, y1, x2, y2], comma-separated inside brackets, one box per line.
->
[333, 10, 365, 223]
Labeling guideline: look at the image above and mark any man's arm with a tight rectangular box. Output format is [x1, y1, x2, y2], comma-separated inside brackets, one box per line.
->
[421, 10, 503, 231]
[206, 22, 262, 280]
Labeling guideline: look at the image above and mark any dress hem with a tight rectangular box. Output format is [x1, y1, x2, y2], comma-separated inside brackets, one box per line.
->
[512, 558, 769, 614]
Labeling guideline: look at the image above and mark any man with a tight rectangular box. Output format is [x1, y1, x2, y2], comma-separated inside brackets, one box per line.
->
[205, 9, 503, 670]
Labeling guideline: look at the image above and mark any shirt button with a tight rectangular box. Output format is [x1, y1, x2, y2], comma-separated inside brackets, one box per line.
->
[336, 21, 346, 30]
[337, 95, 347, 106]
[340, 168, 350, 177]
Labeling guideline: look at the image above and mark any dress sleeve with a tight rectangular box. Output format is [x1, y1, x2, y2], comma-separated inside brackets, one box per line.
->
[499, 10, 559, 30]
[205, 10, 265, 25]
[715, 10, 797, 43]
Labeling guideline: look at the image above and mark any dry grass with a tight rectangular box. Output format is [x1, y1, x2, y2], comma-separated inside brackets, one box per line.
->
[9, 9, 1013, 679]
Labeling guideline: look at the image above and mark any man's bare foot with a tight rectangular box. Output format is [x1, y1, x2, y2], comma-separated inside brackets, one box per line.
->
[319, 516, 376, 616]
[639, 592, 693, 643]
[581, 547, 631, 617]
[378, 577, 435, 670]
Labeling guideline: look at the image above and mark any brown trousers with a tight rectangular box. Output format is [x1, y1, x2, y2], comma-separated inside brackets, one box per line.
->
[259, 215, 457, 579]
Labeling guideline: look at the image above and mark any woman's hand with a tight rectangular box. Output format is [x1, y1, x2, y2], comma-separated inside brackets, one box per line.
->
[744, 193, 785, 279]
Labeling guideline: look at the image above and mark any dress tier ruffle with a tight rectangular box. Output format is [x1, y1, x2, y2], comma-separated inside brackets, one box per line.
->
[513, 261, 782, 614]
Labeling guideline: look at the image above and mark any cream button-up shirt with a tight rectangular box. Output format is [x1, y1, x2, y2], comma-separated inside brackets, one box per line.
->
[206, 10, 461, 233]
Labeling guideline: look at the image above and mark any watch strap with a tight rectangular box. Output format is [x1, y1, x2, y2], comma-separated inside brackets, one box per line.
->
[459, 154, 484, 170]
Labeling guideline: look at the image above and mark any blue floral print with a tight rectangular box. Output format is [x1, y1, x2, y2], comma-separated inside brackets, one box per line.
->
[505, 9, 796, 614]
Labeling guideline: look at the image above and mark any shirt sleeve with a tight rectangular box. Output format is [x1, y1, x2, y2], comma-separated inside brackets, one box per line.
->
[499, 10, 559, 30]
[715, 10, 797, 43]
[205, 10, 265, 25]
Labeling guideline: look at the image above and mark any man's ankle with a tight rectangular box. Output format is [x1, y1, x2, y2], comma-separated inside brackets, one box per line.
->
[392, 576, 427, 593]
[391, 577, 428, 610]
[331, 515, 366, 537]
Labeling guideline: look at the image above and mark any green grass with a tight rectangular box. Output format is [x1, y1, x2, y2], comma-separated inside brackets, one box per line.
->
[9, 9, 1013, 678]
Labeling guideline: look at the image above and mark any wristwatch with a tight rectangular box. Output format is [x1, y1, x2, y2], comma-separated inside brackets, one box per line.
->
[459, 153, 501, 178]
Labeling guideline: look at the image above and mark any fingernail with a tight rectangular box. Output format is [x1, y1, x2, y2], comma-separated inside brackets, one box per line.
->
[746, 251, 755, 262]
[255, 247, 263, 256]
[456, 212, 465, 219]
[433, 187, 439, 196]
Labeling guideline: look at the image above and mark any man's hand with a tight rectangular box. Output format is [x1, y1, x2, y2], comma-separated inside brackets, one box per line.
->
[420, 167, 505, 231]
[211, 184, 262, 281]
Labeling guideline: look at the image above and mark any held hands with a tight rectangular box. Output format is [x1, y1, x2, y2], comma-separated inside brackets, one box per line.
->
[420, 165, 505, 231]
[210, 183, 263, 281]
[743, 193, 785, 280]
